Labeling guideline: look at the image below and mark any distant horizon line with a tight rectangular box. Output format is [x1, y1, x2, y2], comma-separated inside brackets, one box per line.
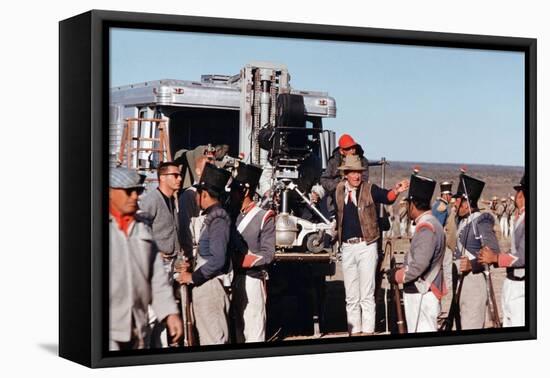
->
[374, 159, 523, 169]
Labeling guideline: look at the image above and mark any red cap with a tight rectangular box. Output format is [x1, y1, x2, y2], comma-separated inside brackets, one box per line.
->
[338, 134, 357, 149]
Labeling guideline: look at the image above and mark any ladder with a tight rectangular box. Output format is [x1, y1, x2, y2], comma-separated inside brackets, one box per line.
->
[117, 117, 172, 171]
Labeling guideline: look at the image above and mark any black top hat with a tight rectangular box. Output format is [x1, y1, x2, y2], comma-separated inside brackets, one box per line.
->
[513, 174, 525, 192]
[232, 162, 263, 190]
[406, 173, 436, 204]
[194, 163, 231, 196]
[439, 181, 453, 195]
[453, 173, 485, 204]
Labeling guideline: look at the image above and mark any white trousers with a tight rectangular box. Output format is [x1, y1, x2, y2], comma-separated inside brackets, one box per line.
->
[403, 292, 440, 333]
[502, 278, 525, 327]
[509, 217, 515, 238]
[400, 219, 408, 237]
[458, 267, 488, 330]
[193, 277, 230, 345]
[500, 217, 509, 238]
[232, 274, 267, 343]
[439, 247, 454, 317]
[341, 241, 378, 334]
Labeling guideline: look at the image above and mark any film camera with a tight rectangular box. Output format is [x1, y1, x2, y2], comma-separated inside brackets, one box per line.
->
[258, 94, 336, 253]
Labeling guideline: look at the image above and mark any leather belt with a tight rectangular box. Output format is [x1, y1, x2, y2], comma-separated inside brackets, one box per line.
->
[506, 273, 525, 281]
[345, 237, 365, 244]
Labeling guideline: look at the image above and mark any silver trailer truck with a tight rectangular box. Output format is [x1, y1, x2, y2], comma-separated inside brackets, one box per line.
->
[110, 62, 339, 337]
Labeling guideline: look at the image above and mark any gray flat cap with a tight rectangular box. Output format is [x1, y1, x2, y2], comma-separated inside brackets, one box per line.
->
[110, 167, 146, 189]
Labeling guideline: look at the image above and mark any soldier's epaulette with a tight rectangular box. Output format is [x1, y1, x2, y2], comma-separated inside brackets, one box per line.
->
[416, 222, 435, 233]
[477, 212, 495, 224]
[204, 206, 230, 226]
[436, 201, 447, 212]
[261, 209, 275, 230]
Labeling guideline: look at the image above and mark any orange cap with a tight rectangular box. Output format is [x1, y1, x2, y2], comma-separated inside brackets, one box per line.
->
[338, 134, 357, 149]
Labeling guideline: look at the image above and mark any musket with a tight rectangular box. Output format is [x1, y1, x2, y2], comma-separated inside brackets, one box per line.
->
[440, 265, 463, 331]
[174, 253, 197, 346]
[386, 240, 407, 334]
[180, 282, 196, 346]
[449, 173, 501, 329]
[440, 204, 467, 331]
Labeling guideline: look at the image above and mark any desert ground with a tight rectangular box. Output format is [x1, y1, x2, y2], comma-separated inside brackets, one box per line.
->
[266, 162, 522, 340]
[369, 160, 523, 208]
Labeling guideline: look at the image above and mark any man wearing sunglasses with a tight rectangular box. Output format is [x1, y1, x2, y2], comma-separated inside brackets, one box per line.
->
[140, 161, 183, 347]
[109, 167, 182, 350]
[141, 162, 183, 262]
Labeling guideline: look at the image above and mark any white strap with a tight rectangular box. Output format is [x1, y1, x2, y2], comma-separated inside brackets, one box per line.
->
[457, 239, 477, 260]
[237, 206, 262, 234]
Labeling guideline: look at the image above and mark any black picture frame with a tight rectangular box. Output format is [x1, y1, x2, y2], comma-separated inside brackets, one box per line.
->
[59, 9, 536, 368]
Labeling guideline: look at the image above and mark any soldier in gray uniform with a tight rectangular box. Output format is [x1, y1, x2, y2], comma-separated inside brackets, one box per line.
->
[176, 163, 232, 345]
[389, 173, 446, 333]
[453, 173, 500, 330]
[479, 175, 526, 327]
[229, 163, 276, 343]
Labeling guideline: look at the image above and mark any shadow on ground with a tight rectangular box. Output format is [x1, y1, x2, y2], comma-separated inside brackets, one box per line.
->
[38, 343, 58, 355]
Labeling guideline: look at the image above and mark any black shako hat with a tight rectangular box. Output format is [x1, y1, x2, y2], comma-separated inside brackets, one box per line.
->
[232, 162, 263, 190]
[513, 174, 525, 192]
[440, 181, 453, 195]
[453, 173, 485, 203]
[194, 163, 231, 196]
[406, 173, 436, 203]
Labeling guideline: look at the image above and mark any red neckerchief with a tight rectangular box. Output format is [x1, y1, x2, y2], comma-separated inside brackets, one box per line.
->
[110, 205, 135, 236]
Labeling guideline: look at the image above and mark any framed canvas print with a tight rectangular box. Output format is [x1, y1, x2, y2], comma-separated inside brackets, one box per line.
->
[59, 9, 536, 368]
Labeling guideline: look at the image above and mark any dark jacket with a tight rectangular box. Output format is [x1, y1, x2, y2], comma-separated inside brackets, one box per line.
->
[191, 204, 231, 286]
[320, 145, 369, 193]
[454, 211, 500, 274]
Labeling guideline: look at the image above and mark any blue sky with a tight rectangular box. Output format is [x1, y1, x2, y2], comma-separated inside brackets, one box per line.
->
[110, 28, 525, 167]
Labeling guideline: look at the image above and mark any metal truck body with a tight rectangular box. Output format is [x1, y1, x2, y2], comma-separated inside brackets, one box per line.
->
[110, 62, 336, 172]
[110, 62, 338, 259]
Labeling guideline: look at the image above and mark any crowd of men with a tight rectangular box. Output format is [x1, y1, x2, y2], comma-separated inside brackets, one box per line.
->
[487, 195, 518, 239]
[108, 133, 526, 350]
